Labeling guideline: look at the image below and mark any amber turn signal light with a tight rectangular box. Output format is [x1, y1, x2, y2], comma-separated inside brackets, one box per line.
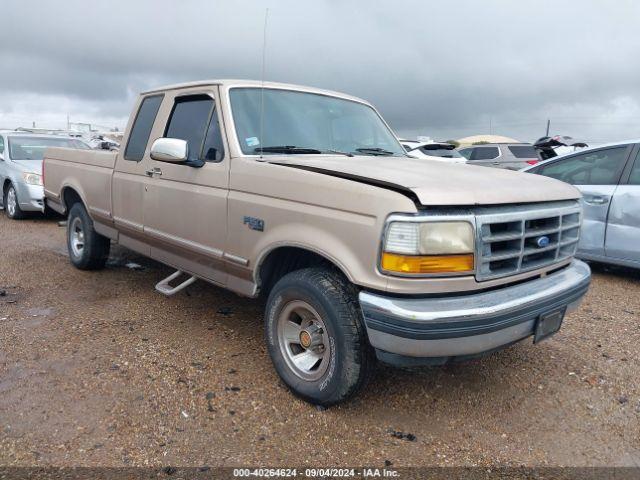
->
[381, 252, 474, 274]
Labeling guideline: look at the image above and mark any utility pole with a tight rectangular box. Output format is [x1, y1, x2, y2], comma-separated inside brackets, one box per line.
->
[545, 119, 550, 136]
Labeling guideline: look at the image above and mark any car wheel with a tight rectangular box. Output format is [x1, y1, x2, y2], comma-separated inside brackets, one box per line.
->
[67, 202, 110, 270]
[4, 183, 26, 220]
[265, 267, 376, 406]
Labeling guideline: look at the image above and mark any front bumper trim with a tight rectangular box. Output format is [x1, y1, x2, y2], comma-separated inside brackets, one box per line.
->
[359, 259, 591, 360]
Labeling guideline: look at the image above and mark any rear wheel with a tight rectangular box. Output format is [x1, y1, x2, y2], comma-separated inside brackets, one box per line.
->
[67, 202, 110, 270]
[265, 267, 375, 406]
[4, 183, 26, 220]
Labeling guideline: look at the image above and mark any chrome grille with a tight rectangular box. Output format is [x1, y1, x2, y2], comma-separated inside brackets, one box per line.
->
[475, 201, 581, 281]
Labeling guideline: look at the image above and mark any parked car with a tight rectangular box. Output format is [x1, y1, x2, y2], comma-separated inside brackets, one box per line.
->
[43, 79, 590, 405]
[524, 140, 640, 269]
[0, 132, 90, 219]
[459, 143, 541, 170]
[399, 139, 466, 164]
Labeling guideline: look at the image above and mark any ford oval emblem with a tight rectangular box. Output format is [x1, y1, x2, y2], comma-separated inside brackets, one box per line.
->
[536, 236, 550, 248]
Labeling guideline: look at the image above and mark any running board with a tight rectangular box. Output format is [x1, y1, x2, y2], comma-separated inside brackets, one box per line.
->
[155, 270, 197, 296]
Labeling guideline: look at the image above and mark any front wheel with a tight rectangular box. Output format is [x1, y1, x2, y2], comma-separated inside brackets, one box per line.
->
[67, 202, 110, 270]
[264, 267, 376, 406]
[4, 183, 26, 220]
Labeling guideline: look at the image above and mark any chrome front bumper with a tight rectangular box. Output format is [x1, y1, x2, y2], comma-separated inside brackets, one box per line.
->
[359, 260, 591, 365]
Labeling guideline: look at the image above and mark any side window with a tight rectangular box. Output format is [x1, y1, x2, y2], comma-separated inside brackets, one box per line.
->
[629, 150, 640, 185]
[202, 107, 225, 162]
[0, 136, 4, 154]
[124, 95, 163, 161]
[458, 148, 472, 159]
[164, 94, 224, 163]
[471, 146, 499, 160]
[536, 147, 628, 185]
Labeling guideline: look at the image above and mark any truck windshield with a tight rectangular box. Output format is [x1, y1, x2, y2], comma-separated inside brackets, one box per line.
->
[9, 136, 90, 160]
[229, 88, 406, 157]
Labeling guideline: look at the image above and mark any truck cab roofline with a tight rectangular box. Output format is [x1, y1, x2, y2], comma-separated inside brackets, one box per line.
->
[140, 79, 369, 105]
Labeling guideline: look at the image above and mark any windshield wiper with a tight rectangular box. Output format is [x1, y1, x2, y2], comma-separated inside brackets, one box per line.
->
[355, 147, 396, 156]
[255, 145, 322, 154]
[324, 149, 353, 157]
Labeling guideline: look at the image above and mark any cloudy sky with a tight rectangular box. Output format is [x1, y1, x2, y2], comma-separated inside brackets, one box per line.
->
[2, 0, 640, 144]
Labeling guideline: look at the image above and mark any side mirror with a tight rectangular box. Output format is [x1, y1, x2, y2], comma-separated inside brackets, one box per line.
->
[150, 138, 188, 163]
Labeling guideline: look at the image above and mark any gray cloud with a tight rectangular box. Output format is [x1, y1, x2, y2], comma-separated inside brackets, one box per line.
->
[2, 0, 640, 143]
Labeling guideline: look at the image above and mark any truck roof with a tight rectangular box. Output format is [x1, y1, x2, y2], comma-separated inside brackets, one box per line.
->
[141, 79, 370, 105]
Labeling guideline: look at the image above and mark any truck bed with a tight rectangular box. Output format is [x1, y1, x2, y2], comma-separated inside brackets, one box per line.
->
[43, 147, 116, 219]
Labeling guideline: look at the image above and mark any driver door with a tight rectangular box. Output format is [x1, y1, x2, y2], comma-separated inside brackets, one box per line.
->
[534, 146, 632, 257]
[143, 87, 230, 286]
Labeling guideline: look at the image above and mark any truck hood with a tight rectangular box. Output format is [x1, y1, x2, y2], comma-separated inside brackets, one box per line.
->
[268, 155, 580, 206]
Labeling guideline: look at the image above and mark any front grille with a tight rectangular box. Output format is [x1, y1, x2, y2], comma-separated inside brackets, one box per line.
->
[475, 201, 581, 281]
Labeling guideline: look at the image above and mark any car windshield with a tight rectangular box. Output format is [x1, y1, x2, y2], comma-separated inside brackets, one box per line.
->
[9, 136, 90, 160]
[229, 88, 406, 157]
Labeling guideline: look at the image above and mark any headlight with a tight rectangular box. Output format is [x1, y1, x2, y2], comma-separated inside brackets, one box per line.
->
[22, 172, 43, 186]
[382, 221, 474, 275]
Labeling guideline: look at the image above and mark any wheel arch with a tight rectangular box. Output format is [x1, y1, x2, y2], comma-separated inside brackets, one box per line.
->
[2, 177, 12, 194]
[61, 185, 86, 213]
[255, 244, 355, 297]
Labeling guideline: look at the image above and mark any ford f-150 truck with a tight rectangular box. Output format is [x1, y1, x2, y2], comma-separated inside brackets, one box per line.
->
[43, 79, 591, 405]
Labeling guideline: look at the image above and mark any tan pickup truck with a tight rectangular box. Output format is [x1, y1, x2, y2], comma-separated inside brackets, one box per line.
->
[43, 79, 591, 405]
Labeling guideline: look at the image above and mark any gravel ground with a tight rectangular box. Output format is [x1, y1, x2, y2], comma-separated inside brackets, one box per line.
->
[0, 214, 639, 468]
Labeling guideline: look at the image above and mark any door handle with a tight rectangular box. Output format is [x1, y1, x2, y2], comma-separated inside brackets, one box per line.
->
[584, 195, 609, 205]
[145, 167, 162, 177]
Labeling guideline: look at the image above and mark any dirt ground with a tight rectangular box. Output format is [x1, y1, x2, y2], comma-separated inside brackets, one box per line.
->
[0, 214, 639, 468]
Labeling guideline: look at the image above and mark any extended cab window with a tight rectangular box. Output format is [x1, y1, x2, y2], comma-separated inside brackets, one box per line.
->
[124, 95, 163, 161]
[164, 95, 224, 163]
[536, 147, 628, 185]
[0, 136, 4, 154]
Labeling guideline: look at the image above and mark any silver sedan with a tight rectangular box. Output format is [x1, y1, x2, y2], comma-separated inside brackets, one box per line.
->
[0, 132, 90, 219]
[524, 140, 640, 269]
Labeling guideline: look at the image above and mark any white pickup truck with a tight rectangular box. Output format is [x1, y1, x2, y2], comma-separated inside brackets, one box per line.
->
[43, 79, 591, 405]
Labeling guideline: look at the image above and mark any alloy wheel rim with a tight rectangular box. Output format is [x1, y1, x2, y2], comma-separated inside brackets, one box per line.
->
[70, 217, 85, 257]
[276, 300, 331, 381]
[6, 188, 16, 217]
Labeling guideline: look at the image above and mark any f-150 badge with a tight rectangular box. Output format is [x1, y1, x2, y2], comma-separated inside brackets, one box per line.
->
[243, 216, 265, 232]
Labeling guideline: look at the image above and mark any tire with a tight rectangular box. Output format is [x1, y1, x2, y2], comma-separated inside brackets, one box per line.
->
[265, 267, 376, 406]
[66, 202, 110, 270]
[4, 183, 26, 220]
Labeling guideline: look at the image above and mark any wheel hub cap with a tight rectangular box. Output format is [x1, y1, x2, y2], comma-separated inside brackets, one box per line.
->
[7, 188, 16, 216]
[276, 300, 331, 381]
[70, 217, 85, 257]
[299, 324, 324, 351]
[299, 330, 312, 348]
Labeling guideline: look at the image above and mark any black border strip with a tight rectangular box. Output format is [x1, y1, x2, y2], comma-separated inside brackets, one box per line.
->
[363, 279, 590, 340]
